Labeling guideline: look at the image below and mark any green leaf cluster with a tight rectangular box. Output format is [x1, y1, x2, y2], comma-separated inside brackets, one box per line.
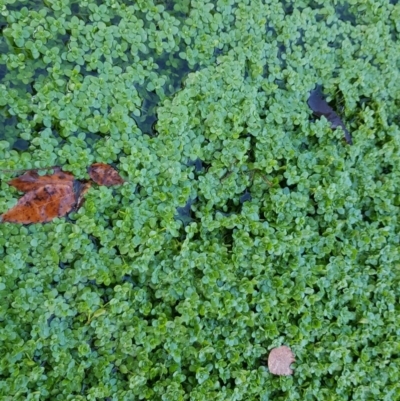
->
[1, 0, 400, 400]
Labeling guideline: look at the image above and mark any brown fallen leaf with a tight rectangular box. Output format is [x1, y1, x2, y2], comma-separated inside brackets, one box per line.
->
[8, 168, 75, 193]
[268, 345, 295, 376]
[88, 163, 125, 186]
[1, 168, 83, 224]
[1, 183, 76, 224]
[1, 163, 124, 224]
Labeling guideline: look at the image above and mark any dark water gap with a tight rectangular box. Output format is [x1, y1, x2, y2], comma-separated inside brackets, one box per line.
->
[0, 0, 199, 145]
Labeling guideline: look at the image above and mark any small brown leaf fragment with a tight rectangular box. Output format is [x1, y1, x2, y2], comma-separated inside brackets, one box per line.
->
[88, 163, 125, 186]
[1, 184, 76, 224]
[268, 346, 295, 376]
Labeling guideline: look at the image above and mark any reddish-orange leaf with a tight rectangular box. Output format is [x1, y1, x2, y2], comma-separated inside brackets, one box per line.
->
[268, 346, 295, 376]
[0, 167, 89, 224]
[8, 168, 75, 193]
[88, 163, 124, 186]
[1, 184, 76, 224]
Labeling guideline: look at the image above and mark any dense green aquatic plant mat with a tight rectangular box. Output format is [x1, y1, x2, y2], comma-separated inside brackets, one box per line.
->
[1, 0, 400, 399]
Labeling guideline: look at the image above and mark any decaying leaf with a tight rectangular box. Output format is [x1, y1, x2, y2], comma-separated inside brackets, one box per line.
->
[1, 183, 76, 224]
[8, 168, 75, 193]
[307, 86, 353, 145]
[88, 163, 125, 186]
[1, 163, 124, 224]
[268, 345, 295, 376]
[1, 168, 80, 224]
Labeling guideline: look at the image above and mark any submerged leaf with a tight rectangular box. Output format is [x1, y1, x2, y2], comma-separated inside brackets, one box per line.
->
[268, 346, 295, 376]
[88, 163, 125, 186]
[308, 86, 353, 145]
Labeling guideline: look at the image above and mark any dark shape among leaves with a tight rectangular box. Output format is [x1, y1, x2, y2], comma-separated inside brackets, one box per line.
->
[187, 158, 204, 172]
[175, 197, 196, 226]
[88, 163, 125, 186]
[1, 163, 124, 224]
[239, 190, 252, 203]
[307, 85, 353, 145]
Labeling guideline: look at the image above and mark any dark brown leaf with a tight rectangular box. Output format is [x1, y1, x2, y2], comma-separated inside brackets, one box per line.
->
[308, 86, 353, 145]
[88, 163, 125, 186]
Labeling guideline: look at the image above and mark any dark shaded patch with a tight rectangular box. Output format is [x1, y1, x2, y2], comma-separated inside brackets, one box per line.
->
[122, 275, 136, 286]
[110, 15, 122, 25]
[187, 158, 204, 172]
[381, 165, 392, 175]
[12, 138, 30, 151]
[278, 42, 286, 58]
[239, 190, 252, 204]
[213, 46, 224, 58]
[221, 226, 235, 247]
[283, 3, 294, 15]
[47, 314, 56, 326]
[246, 133, 257, 164]
[70, 2, 80, 14]
[132, 91, 159, 137]
[0, 115, 18, 141]
[88, 234, 100, 250]
[175, 197, 196, 226]
[335, 3, 357, 26]
[0, 63, 6, 81]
